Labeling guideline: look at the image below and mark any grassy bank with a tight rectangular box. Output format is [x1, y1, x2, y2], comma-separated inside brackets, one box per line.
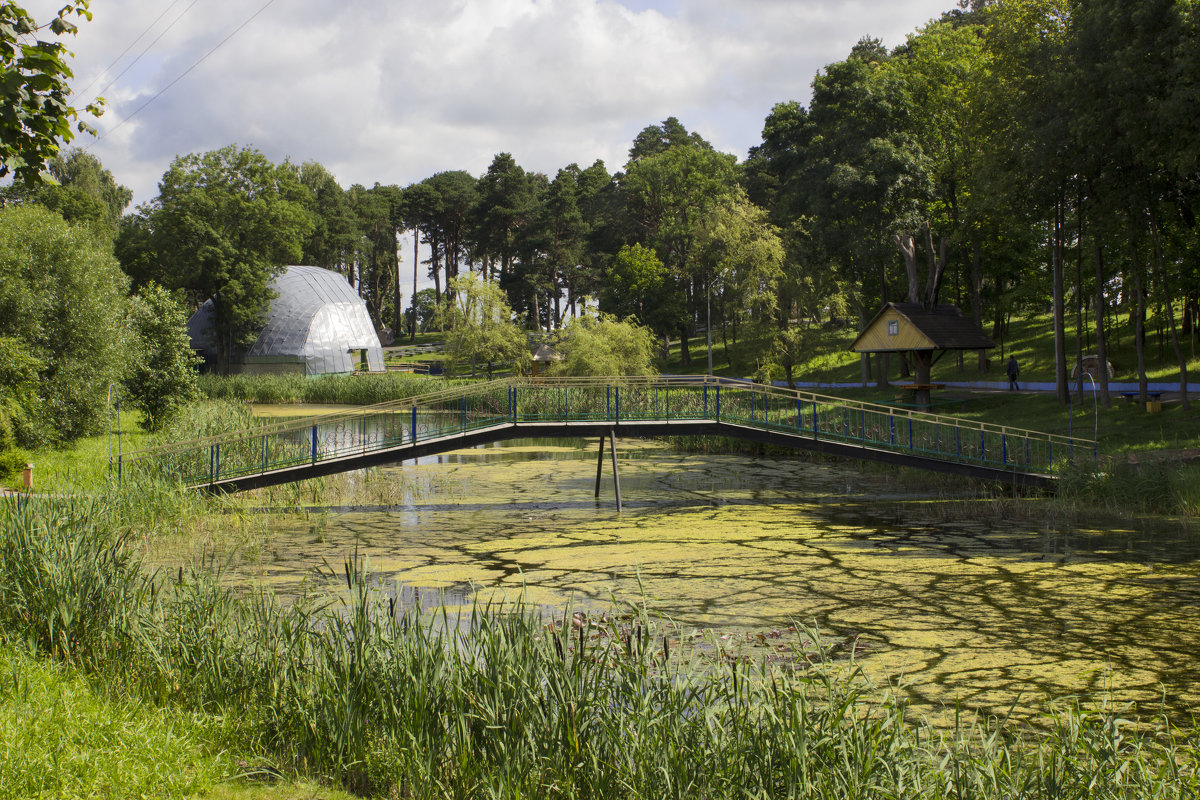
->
[665, 311, 1200, 386]
[197, 372, 466, 406]
[1, 494, 1198, 798]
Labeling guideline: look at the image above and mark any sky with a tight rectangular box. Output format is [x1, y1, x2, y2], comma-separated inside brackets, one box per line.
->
[31, 0, 953, 207]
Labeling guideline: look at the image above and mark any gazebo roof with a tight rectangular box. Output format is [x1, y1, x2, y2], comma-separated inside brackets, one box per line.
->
[532, 343, 562, 362]
[850, 302, 995, 353]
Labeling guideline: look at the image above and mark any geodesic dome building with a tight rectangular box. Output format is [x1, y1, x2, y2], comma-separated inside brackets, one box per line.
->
[187, 265, 385, 375]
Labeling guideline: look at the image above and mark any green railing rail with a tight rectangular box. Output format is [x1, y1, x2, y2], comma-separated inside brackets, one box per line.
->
[117, 376, 1095, 488]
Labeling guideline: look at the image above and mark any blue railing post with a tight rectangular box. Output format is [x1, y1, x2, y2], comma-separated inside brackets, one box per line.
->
[1002, 434, 1008, 465]
[615, 387, 621, 422]
[889, 415, 895, 446]
[117, 455, 122, 482]
[980, 431, 986, 462]
[797, 398, 803, 431]
[411, 406, 418, 443]
[703, 386, 708, 418]
[215, 442, 221, 479]
[209, 444, 215, 484]
[715, 386, 721, 421]
[312, 424, 318, 463]
[908, 419, 914, 450]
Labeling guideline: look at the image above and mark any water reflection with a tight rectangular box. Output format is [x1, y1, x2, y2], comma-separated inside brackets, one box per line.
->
[219, 437, 1200, 720]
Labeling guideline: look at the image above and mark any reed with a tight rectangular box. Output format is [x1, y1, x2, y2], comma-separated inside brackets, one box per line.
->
[197, 373, 471, 406]
[1, 497, 1198, 798]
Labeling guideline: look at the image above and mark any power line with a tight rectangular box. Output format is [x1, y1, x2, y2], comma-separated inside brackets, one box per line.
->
[77, 0, 203, 107]
[86, 0, 279, 148]
[70, 0, 193, 102]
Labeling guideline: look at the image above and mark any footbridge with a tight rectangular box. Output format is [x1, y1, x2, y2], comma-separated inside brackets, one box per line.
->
[117, 376, 1094, 494]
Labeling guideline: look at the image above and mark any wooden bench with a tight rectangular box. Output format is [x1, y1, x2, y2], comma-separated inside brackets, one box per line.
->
[1120, 391, 1162, 401]
[897, 384, 945, 391]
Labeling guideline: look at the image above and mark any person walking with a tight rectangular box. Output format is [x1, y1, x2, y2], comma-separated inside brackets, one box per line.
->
[1006, 355, 1020, 391]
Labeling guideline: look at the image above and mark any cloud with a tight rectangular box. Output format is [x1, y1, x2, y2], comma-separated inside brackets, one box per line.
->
[29, 0, 952, 204]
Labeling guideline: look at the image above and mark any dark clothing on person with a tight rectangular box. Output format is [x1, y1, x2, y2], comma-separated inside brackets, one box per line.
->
[1006, 357, 1020, 391]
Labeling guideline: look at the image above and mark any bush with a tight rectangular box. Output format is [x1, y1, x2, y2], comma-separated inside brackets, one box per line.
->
[0, 448, 31, 484]
[124, 283, 201, 431]
[0, 206, 131, 447]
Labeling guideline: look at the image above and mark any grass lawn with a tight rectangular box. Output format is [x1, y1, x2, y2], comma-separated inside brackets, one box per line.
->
[0, 640, 360, 799]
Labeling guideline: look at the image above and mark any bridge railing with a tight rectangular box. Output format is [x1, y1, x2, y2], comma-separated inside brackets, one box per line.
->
[503, 376, 1092, 474]
[118, 375, 1093, 487]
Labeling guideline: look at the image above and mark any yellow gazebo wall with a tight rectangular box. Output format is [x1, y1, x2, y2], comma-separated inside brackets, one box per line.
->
[851, 307, 935, 352]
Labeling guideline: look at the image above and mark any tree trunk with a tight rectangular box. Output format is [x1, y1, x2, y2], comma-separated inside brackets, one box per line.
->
[1052, 199, 1070, 404]
[393, 230, 403, 338]
[1093, 241, 1111, 408]
[1133, 242, 1148, 402]
[411, 229, 419, 341]
[1074, 202, 1084, 398]
[680, 327, 691, 366]
[970, 239, 986, 372]
[1149, 216, 1190, 409]
[913, 351, 933, 410]
[895, 233, 921, 304]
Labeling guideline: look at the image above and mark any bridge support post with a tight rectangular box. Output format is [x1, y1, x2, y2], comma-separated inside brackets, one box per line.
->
[610, 429, 622, 512]
[593, 432, 622, 511]
[594, 434, 605, 498]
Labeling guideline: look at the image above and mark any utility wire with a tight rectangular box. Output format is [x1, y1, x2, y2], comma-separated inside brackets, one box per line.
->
[86, 0, 279, 148]
[70, 0, 193, 102]
[76, 0, 203, 107]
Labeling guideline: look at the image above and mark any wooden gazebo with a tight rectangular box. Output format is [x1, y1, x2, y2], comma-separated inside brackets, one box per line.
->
[850, 302, 994, 407]
[531, 343, 562, 377]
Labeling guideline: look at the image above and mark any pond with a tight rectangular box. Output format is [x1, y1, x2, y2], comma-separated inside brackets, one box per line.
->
[213, 423, 1200, 722]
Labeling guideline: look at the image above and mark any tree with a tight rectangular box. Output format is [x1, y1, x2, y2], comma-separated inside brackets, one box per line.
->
[0, 1, 102, 184]
[0, 205, 129, 446]
[599, 243, 679, 350]
[124, 283, 200, 431]
[128, 145, 314, 368]
[694, 193, 784, 372]
[298, 161, 357, 277]
[437, 273, 528, 377]
[551, 314, 658, 378]
[621, 130, 740, 364]
[407, 287, 439, 334]
[0, 335, 40, 453]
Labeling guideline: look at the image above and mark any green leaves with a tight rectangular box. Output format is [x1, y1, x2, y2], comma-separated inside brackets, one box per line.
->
[0, 1, 98, 186]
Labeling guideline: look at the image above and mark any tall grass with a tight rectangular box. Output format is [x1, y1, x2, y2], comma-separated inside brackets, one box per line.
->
[198, 372, 473, 406]
[1058, 460, 1200, 516]
[1, 495, 1198, 798]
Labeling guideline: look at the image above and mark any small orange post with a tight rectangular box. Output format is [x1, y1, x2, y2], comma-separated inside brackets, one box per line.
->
[21, 463, 33, 491]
